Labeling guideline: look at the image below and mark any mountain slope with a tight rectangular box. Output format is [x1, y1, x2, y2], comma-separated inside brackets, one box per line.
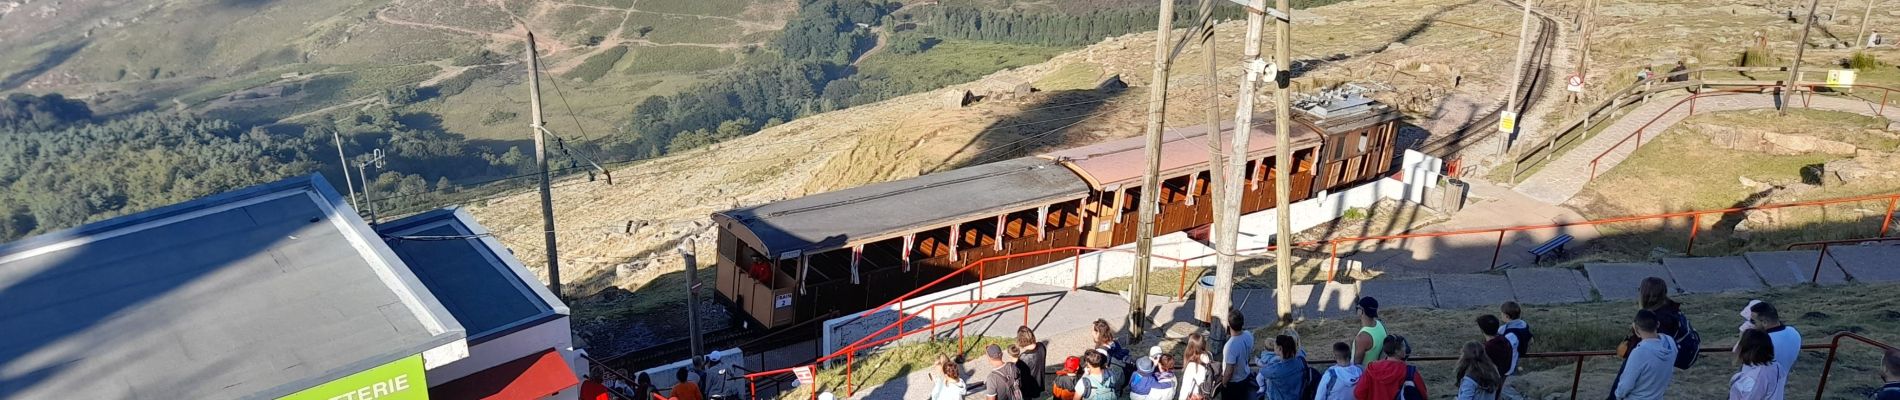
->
[467, 0, 1545, 299]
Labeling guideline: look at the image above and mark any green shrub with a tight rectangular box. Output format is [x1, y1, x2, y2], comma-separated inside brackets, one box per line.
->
[563, 46, 629, 83]
[623, 46, 736, 74]
[1737, 47, 1779, 67]
[1848, 52, 1887, 71]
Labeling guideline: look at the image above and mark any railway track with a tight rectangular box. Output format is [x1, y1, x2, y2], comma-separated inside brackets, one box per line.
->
[1418, 0, 1561, 158]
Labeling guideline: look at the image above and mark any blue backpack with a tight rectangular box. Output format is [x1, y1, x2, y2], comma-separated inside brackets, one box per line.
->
[1396, 366, 1424, 400]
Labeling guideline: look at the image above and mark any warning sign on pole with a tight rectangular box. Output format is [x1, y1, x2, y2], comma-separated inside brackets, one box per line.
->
[1498, 111, 1518, 133]
[1566, 74, 1585, 92]
[794, 365, 816, 386]
[1827, 69, 1857, 87]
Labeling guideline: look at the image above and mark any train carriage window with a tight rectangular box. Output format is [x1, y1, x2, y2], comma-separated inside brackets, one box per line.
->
[1162, 176, 1190, 204]
[1003, 209, 1040, 240]
[861, 238, 906, 271]
[1243, 159, 1258, 183]
[959, 217, 999, 249]
[807, 250, 851, 284]
[1356, 130, 1370, 153]
[911, 227, 952, 259]
[1045, 200, 1082, 230]
[1120, 187, 1142, 216]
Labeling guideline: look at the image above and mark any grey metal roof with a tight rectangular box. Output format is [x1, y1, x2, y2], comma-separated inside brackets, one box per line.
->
[714, 157, 1090, 258]
[376, 208, 568, 344]
[0, 174, 465, 400]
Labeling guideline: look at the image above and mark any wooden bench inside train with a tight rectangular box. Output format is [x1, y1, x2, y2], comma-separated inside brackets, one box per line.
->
[711, 101, 1404, 330]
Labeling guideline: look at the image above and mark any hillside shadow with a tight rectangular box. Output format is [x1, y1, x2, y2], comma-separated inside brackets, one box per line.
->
[0, 41, 88, 91]
[942, 88, 1124, 170]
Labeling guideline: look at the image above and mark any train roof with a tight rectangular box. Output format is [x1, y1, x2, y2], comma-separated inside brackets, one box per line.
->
[0, 174, 464, 400]
[1038, 116, 1323, 188]
[714, 157, 1090, 259]
[1040, 108, 1401, 188]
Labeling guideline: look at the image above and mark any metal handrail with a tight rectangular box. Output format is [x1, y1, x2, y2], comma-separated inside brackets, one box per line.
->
[745, 296, 1032, 399]
[1786, 235, 1900, 283]
[1586, 83, 1900, 181]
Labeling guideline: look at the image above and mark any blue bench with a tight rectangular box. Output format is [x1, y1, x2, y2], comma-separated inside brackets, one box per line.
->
[1529, 234, 1574, 263]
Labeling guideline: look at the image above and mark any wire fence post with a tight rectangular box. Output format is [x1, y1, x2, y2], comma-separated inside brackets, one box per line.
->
[1490, 230, 1507, 269]
[1569, 355, 1584, 400]
[1072, 252, 1081, 291]
[1881, 196, 1898, 237]
[1329, 241, 1340, 282]
[1812, 244, 1831, 284]
[1177, 260, 1189, 300]
[1685, 213, 1701, 256]
[1813, 338, 1842, 400]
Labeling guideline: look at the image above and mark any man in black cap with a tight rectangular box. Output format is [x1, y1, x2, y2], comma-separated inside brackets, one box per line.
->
[984, 344, 1023, 400]
[1351, 297, 1389, 366]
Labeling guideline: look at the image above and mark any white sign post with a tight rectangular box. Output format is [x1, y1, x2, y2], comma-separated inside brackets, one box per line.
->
[1566, 74, 1584, 92]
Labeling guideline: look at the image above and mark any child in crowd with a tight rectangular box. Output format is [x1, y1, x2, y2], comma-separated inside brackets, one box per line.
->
[1052, 356, 1083, 400]
[1454, 342, 1502, 400]
[1730, 329, 1783, 400]
[1315, 342, 1362, 400]
[1498, 301, 1532, 375]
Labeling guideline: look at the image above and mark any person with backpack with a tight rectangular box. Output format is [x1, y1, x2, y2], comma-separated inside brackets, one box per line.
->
[1079, 350, 1120, 400]
[1729, 329, 1783, 400]
[1255, 333, 1312, 400]
[1220, 311, 1257, 400]
[1355, 335, 1427, 400]
[1008, 345, 1045, 399]
[1454, 342, 1503, 400]
[1614, 310, 1679, 400]
[1315, 342, 1362, 400]
[1351, 297, 1389, 366]
[984, 344, 1024, 400]
[1180, 332, 1216, 400]
[1132, 354, 1180, 400]
[1053, 356, 1084, 400]
[1153, 353, 1182, 400]
[1498, 301, 1533, 375]
[1017, 326, 1048, 398]
[933, 354, 970, 400]
[1622, 277, 1699, 368]
[1875, 349, 1900, 400]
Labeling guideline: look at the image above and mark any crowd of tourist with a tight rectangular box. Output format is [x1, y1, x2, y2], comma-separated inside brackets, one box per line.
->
[916, 276, 1900, 400]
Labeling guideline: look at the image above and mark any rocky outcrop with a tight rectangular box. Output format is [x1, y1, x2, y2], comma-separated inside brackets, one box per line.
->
[1698, 123, 1859, 155]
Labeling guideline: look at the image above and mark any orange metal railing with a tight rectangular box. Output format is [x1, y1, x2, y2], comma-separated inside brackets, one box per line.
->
[745, 296, 1030, 399]
[1786, 235, 1900, 282]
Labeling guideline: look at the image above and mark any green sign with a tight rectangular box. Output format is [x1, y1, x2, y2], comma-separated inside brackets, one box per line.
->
[279, 354, 428, 400]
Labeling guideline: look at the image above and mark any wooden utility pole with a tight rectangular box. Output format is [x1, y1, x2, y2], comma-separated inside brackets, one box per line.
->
[1501, 0, 1535, 154]
[1785, 0, 1820, 115]
[680, 239, 704, 361]
[331, 129, 358, 210]
[1198, 0, 1226, 328]
[527, 32, 564, 299]
[1267, 0, 1295, 322]
[1855, 0, 1873, 48]
[1577, 0, 1596, 79]
[1217, 0, 1273, 328]
[1131, 0, 1176, 342]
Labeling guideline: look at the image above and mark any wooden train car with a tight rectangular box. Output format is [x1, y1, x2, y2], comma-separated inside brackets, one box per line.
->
[712, 101, 1402, 329]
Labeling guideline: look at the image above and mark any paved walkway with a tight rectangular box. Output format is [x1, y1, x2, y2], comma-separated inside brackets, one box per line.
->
[847, 242, 1900, 399]
[1339, 179, 1602, 274]
[1513, 92, 1900, 205]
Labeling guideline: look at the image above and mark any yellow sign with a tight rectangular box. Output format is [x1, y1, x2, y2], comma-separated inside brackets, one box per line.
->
[1827, 70, 1857, 87]
[279, 355, 427, 400]
[1498, 111, 1518, 133]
